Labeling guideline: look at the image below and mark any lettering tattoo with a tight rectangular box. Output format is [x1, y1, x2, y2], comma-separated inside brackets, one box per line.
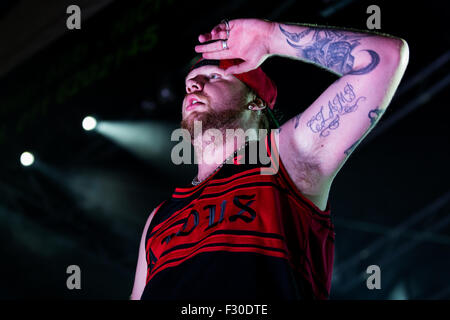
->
[343, 106, 384, 156]
[306, 82, 366, 137]
[279, 24, 380, 75]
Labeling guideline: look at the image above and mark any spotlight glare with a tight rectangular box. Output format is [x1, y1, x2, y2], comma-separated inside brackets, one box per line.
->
[82, 116, 97, 131]
[20, 152, 35, 167]
[161, 87, 171, 99]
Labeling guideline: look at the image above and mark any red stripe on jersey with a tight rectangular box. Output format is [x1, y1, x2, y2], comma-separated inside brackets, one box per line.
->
[144, 130, 335, 299]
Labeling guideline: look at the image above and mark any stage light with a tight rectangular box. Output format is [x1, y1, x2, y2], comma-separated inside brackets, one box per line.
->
[20, 151, 35, 166]
[160, 86, 174, 102]
[96, 120, 175, 161]
[161, 87, 171, 99]
[82, 116, 97, 131]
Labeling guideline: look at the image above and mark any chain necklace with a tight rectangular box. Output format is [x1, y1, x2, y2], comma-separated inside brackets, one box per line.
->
[191, 140, 250, 186]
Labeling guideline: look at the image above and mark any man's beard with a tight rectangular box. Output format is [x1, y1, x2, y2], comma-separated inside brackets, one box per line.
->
[181, 104, 244, 140]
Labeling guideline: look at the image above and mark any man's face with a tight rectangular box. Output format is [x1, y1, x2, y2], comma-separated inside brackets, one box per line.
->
[181, 65, 250, 138]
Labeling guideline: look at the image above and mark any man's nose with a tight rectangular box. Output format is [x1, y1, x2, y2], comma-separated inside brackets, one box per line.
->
[186, 77, 204, 93]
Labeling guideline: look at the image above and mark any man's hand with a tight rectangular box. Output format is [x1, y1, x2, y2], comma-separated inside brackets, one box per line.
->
[195, 18, 275, 75]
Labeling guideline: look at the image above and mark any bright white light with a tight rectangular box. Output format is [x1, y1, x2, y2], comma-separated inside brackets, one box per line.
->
[20, 152, 35, 166]
[96, 121, 172, 161]
[82, 116, 97, 131]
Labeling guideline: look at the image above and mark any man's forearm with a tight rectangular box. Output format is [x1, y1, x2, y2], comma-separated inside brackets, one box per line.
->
[268, 22, 405, 76]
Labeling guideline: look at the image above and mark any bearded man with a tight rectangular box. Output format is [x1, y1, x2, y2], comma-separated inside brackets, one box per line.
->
[131, 18, 409, 300]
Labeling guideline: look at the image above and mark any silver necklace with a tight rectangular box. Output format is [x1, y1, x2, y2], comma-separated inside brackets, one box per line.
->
[191, 140, 249, 186]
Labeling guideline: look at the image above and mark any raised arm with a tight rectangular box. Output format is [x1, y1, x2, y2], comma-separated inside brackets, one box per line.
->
[268, 22, 409, 176]
[195, 19, 409, 208]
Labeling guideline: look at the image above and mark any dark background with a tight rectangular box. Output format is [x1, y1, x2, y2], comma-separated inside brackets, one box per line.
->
[0, 0, 449, 299]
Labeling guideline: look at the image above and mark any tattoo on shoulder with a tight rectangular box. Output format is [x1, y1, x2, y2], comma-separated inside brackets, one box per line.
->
[279, 24, 380, 75]
[306, 82, 366, 137]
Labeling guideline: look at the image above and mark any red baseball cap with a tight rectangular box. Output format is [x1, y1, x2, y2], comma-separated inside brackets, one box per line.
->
[190, 58, 277, 111]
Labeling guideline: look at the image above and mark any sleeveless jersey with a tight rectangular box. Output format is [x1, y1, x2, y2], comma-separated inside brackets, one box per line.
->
[141, 130, 335, 300]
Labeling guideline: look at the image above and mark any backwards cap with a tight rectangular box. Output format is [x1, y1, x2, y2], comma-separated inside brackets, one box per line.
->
[190, 58, 277, 111]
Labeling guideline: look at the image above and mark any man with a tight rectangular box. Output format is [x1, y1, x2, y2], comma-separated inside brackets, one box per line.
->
[131, 18, 409, 300]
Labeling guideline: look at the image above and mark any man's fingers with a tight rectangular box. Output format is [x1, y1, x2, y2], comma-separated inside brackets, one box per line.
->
[195, 40, 225, 53]
[198, 34, 212, 43]
[198, 30, 228, 43]
[224, 61, 254, 75]
[202, 50, 233, 60]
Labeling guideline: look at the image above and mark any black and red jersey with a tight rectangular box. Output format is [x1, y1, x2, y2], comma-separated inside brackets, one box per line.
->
[141, 130, 335, 300]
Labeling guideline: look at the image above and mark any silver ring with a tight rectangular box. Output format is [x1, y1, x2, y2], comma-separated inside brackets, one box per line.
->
[221, 19, 230, 31]
[222, 39, 228, 50]
[221, 19, 230, 38]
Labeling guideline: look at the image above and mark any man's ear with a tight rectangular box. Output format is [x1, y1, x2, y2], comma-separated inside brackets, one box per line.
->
[248, 97, 267, 111]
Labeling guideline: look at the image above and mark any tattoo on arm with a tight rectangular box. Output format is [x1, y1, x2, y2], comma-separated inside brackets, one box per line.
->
[305, 82, 366, 137]
[294, 113, 302, 129]
[368, 108, 383, 125]
[343, 106, 385, 156]
[343, 139, 360, 156]
[279, 24, 380, 75]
